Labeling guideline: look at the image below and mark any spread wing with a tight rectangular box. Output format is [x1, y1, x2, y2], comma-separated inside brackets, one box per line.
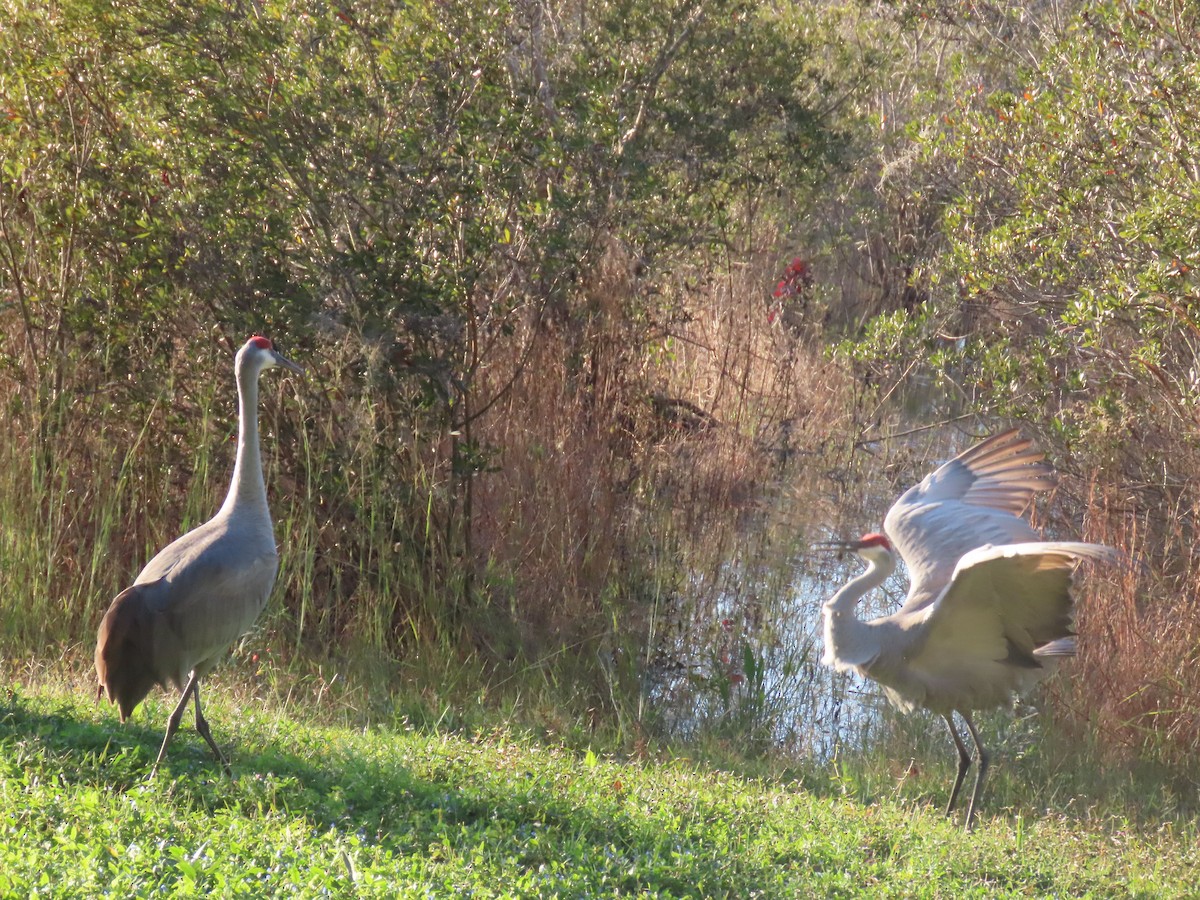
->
[884, 429, 1056, 612]
[893, 542, 1119, 710]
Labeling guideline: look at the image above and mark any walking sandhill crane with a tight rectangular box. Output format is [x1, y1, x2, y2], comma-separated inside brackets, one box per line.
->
[95, 335, 303, 775]
[820, 429, 1118, 831]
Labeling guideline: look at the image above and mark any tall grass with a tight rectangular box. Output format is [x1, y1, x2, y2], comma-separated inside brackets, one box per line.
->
[465, 241, 865, 746]
[0, 252, 1193, 798]
[0, 230, 873, 751]
[1055, 468, 1200, 768]
[0, 349, 226, 650]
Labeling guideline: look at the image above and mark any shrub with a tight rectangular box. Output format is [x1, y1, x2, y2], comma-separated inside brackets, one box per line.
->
[0, 0, 855, 711]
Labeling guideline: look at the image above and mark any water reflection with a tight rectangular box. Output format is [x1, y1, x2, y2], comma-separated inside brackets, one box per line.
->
[645, 543, 911, 760]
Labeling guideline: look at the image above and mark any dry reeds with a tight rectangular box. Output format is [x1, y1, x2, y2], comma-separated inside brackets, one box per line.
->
[1058, 469, 1200, 766]
[463, 235, 860, 736]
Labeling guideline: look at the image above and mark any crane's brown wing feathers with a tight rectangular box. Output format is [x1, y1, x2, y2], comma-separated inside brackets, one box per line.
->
[95, 549, 278, 722]
[956, 431, 1056, 513]
[95, 585, 161, 722]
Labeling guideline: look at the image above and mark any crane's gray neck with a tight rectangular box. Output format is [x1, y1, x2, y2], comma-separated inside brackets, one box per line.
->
[821, 554, 895, 670]
[824, 554, 894, 613]
[219, 359, 270, 521]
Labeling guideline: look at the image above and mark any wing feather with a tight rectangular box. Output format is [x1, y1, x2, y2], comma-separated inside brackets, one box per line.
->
[884, 429, 1056, 611]
[890, 542, 1118, 711]
[129, 515, 279, 688]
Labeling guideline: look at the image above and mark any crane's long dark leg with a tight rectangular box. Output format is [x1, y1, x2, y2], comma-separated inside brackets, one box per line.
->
[961, 712, 990, 832]
[150, 673, 230, 776]
[191, 681, 231, 774]
[943, 713, 973, 818]
[151, 672, 200, 777]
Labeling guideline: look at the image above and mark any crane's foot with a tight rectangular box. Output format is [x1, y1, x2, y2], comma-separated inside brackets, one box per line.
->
[148, 672, 235, 777]
[149, 690, 191, 778]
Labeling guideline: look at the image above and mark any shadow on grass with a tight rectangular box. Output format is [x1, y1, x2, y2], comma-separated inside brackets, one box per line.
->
[0, 686, 813, 894]
[4, 686, 1189, 898]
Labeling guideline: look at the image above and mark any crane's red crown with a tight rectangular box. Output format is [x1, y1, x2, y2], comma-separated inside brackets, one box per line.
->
[858, 532, 891, 551]
[249, 335, 273, 350]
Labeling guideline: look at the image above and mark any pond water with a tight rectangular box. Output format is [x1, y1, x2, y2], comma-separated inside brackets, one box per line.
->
[644, 419, 979, 760]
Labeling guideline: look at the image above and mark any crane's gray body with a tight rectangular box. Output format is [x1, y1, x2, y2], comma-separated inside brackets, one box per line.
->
[95, 336, 302, 771]
[129, 508, 279, 691]
[820, 428, 1118, 829]
[829, 540, 1112, 716]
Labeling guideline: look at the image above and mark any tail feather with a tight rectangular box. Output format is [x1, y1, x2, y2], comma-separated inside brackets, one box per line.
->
[95, 585, 160, 722]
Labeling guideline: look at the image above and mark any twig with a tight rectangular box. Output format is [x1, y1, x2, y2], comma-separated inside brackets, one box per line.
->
[854, 413, 980, 448]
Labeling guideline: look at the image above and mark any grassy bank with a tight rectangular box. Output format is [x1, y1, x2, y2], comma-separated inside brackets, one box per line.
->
[2, 671, 1196, 898]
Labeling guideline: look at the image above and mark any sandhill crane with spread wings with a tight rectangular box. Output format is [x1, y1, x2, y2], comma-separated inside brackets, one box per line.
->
[821, 429, 1117, 831]
[95, 335, 303, 775]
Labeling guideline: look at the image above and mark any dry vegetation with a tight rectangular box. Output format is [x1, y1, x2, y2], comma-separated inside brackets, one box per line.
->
[1060, 470, 1200, 765]
[4, 0, 1200, 793]
[466, 239, 860, 731]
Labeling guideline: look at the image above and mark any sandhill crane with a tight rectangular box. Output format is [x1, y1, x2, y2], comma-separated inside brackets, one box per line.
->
[95, 335, 303, 775]
[820, 429, 1117, 831]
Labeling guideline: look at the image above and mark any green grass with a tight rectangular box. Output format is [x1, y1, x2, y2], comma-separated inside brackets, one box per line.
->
[1, 671, 1197, 898]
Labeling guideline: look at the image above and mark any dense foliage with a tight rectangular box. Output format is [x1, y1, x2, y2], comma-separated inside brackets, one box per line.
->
[839, 0, 1200, 760]
[0, 0, 850, 695]
[4, 0, 1200, 772]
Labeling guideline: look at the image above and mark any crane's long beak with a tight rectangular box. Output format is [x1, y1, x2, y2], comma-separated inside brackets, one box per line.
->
[813, 539, 861, 560]
[272, 350, 305, 376]
[814, 539, 859, 552]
